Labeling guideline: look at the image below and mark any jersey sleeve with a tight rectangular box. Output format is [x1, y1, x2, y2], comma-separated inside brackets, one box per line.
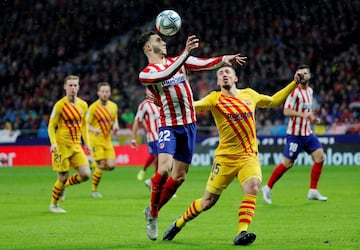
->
[284, 88, 298, 110]
[86, 103, 95, 125]
[184, 56, 224, 71]
[257, 81, 297, 108]
[134, 102, 145, 122]
[47, 102, 61, 146]
[194, 92, 218, 112]
[139, 50, 190, 85]
[112, 102, 119, 124]
[80, 101, 90, 146]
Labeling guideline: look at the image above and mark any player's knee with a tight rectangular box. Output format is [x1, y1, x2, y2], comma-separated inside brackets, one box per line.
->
[317, 154, 325, 163]
[203, 199, 216, 211]
[81, 174, 90, 181]
[173, 175, 186, 184]
[80, 170, 91, 181]
[106, 165, 116, 171]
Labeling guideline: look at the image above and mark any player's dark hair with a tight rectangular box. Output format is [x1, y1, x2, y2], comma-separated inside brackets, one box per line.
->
[297, 64, 310, 71]
[137, 30, 157, 51]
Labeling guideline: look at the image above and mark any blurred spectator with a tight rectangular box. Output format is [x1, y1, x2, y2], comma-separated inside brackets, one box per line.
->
[0, 0, 359, 136]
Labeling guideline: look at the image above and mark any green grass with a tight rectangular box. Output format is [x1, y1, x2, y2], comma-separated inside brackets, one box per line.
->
[0, 165, 359, 250]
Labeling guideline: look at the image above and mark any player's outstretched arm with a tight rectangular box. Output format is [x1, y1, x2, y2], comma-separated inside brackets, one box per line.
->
[223, 54, 247, 66]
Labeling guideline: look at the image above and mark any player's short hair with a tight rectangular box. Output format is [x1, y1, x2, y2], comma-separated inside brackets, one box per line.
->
[137, 30, 157, 51]
[97, 82, 111, 91]
[64, 75, 79, 85]
[216, 65, 237, 74]
[297, 64, 310, 71]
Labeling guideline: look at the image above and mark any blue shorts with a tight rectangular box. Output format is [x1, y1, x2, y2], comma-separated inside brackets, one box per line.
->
[158, 123, 196, 164]
[148, 140, 158, 155]
[283, 134, 323, 161]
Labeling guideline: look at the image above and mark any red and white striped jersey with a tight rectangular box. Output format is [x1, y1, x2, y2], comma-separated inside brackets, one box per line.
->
[135, 99, 160, 142]
[284, 85, 314, 136]
[139, 50, 224, 127]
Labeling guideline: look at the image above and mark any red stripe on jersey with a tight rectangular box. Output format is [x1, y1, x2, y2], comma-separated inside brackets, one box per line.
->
[216, 99, 249, 154]
[163, 87, 178, 126]
[221, 96, 255, 154]
[174, 84, 187, 125]
[184, 57, 223, 71]
[185, 83, 196, 122]
[298, 89, 307, 136]
[224, 95, 256, 139]
[95, 107, 110, 137]
[63, 103, 81, 143]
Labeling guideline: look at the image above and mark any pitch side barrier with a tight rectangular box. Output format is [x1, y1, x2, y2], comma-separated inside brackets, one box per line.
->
[191, 135, 360, 167]
[0, 135, 359, 167]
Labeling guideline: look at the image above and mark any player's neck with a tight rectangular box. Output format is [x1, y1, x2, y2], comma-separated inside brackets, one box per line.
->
[67, 95, 76, 104]
[221, 87, 238, 97]
[300, 83, 308, 89]
[100, 100, 107, 106]
[148, 53, 165, 64]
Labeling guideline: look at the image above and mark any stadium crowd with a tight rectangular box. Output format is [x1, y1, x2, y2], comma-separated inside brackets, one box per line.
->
[0, 0, 359, 137]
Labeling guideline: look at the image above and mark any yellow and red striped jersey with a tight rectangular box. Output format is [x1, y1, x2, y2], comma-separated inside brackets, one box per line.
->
[48, 96, 89, 146]
[86, 99, 118, 145]
[195, 88, 276, 157]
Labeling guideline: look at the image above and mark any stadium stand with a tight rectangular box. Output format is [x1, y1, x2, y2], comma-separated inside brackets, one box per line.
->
[0, 0, 359, 136]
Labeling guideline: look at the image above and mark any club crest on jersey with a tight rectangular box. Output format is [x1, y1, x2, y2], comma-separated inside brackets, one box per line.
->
[244, 99, 251, 106]
[159, 143, 165, 149]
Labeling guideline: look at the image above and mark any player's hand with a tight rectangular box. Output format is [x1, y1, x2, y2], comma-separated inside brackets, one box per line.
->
[112, 124, 119, 135]
[185, 35, 199, 53]
[50, 145, 58, 153]
[223, 54, 247, 66]
[304, 112, 320, 124]
[130, 139, 138, 150]
[146, 92, 161, 107]
[294, 72, 304, 84]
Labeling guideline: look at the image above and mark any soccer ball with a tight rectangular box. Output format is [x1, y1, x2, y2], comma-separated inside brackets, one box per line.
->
[155, 10, 182, 36]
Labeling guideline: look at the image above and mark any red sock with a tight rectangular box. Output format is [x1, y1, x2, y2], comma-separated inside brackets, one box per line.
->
[150, 172, 167, 217]
[158, 177, 181, 211]
[143, 154, 157, 171]
[267, 163, 289, 188]
[310, 162, 323, 189]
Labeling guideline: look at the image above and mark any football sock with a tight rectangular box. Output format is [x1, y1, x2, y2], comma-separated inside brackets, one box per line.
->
[176, 198, 203, 228]
[65, 173, 82, 187]
[150, 172, 167, 217]
[310, 161, 323, 189]
[158, 177, 181, 210]
[51, 180, 65, 205]
[144, 154, 157, 171]
[91, 167, 103, 191]
[267, 163, 289, 188]
[237, 194, 256, 234]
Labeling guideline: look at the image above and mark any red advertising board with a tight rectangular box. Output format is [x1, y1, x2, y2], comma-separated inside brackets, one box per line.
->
[0, 145, 149, 167]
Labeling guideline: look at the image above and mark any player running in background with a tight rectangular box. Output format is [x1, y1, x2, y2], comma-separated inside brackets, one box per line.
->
[131, 88, 160, 189]
[48, 75, 91, 213]
[137, 30, 246, 241]
[262, 65, 327, 204]
[162, 65, 299, 245]
[87, 82, 119, 198]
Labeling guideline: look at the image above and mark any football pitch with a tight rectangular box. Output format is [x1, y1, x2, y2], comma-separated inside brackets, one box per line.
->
[0, 165, 359, 249]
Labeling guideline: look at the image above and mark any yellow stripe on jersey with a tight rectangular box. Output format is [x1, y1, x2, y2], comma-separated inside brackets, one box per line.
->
[87, 100, 118, 145]
[195, 89, 263, 157]
[214, 93, 256, 155]
[94, 105, 112, 137]
[48, 97, 88, 145]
